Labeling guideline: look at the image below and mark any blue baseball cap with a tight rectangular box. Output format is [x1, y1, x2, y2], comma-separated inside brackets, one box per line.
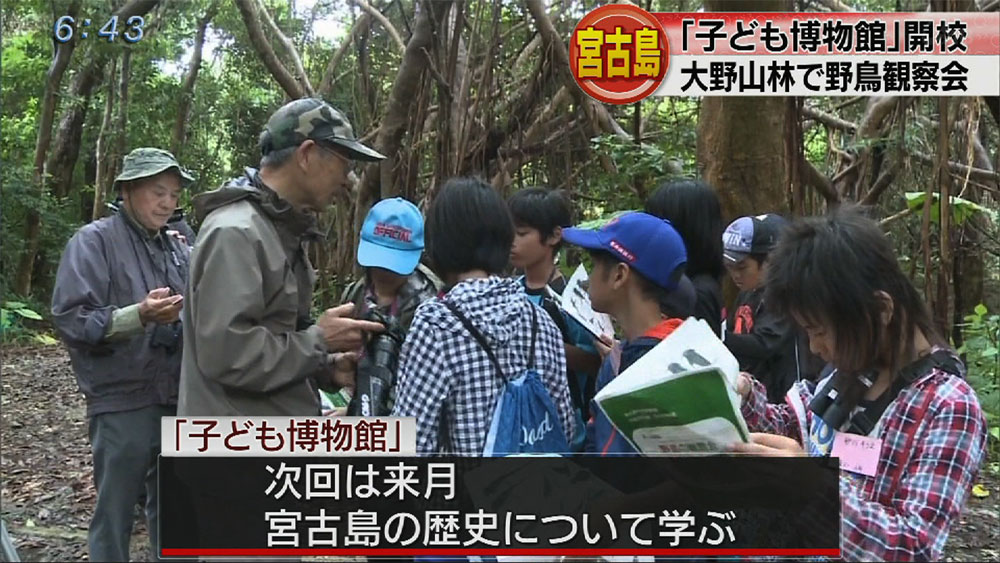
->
[722, 214, 789, 263]
[358, 197, 425, 275]
[562, 211, 688, 290]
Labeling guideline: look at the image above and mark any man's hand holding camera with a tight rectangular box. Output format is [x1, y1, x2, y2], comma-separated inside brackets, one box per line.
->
[138, 287, 184, 326]
[317, 303, 384, 351]
[330, 351, 359, 391]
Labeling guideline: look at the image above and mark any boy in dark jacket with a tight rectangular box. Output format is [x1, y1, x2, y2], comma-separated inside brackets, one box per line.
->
[508, 187, 602, 449]
[561, 212, 692, 455]
[723, 213, 822, 403]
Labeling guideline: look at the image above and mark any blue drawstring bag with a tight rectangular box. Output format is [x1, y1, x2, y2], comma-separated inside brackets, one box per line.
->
[443, 301, 570, 456]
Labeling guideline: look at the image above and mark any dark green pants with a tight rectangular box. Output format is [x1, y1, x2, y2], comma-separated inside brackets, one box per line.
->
[88, 404, 174, 562]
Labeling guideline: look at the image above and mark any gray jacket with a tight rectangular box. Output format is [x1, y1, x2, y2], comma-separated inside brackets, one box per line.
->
[51, 211, 190, 417]
[177, 168, 330, 416]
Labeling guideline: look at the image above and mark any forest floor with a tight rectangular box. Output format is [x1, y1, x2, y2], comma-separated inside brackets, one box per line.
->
[1, 343, 997, 562]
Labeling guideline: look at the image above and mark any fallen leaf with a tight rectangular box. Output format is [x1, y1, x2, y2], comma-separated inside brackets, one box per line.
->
[972, 484, 990, 498]
[25, 518, 36, 527]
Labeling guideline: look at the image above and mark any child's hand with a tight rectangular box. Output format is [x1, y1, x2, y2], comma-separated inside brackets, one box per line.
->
[731, 433, 806, 457]
[593, 333, 616, 360]
[736, 372, 752, 400]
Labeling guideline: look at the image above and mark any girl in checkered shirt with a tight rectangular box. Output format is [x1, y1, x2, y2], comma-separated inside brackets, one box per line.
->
[731, 205, 987, 561]
[390, 178, 575, 455]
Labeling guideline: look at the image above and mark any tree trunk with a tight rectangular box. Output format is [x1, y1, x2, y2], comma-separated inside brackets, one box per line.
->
[952, 101, 992, 348]
[171, 0, 219, 157]
[33, 0, 82, 187]
[362, 0, 451, 202]
[47, 64, 103, 200]
[112, 49, 132, 185]
[93, 59, 119, 221]
[697, 0, 790, 308]
[698, 0, 792, 223]
[934, 97, 953, 338]
[13, 0, 159, 297]
[14, 0, 83, 297]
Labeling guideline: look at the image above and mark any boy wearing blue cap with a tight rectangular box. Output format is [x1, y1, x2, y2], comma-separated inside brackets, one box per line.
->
[342, 197, 443, 330]
[334, 198, 443, 414]
[723, 214, 822, 403]
[561, 211, 692, 455]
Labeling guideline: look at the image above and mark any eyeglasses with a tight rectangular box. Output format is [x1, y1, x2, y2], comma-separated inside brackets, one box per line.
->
[316, 142, 361, 176]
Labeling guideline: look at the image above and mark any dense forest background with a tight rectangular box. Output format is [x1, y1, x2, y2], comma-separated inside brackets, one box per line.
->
[2, 0, 998, 421]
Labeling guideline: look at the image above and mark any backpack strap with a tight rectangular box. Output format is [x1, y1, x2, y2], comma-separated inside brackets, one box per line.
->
[442, 300, 507, 384]
[527, 303, 538, 371]
[609, 341, 624, 377]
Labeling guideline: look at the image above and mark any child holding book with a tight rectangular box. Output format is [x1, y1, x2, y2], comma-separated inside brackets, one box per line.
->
[560, 212, 691, 455]
[733, 206, 987, 561]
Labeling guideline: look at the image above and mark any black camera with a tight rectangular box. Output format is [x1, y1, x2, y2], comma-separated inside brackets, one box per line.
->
[347, 308, 407, 417]
[151, 322, 182, 354]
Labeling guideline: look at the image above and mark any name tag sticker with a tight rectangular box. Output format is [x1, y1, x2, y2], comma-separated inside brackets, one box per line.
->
[831, 432, 882, 477]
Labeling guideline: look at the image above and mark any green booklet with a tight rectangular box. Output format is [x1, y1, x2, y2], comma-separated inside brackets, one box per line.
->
[319, 388, 352, 412]
[594, 318, 750, 454]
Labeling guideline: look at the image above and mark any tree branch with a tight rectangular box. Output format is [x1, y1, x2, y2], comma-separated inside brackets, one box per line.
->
[234, 0, 305, 99]
[799, 157, 841, 203]
[491, 86, 572, 188]
[352, 0, 406, 52]
[815, 0, 855, 10]
[421, 47, 452, 100]
[172, 0, 219, 156]
[911, 151, 1000, 187]
[256, 0, 314, 96]
[858, 96, 905, 138]
[802, 105, 857, 133]
[861, 161, 899, 205]
[318, 12, 371, 97]
[525, 0, 629, 142]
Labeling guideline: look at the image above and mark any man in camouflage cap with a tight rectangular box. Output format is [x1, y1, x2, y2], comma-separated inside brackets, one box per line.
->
[51, 147, 195, 561]
[180, 98, 385, 412]
[259, 97, 386, 162]
[178, 98, 387, 543]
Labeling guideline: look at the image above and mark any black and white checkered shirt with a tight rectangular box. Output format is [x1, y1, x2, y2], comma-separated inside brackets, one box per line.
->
[391, 276, 573, 455]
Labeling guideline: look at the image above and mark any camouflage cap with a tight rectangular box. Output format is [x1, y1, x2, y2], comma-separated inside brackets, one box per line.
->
[260, 98, 386, 162]
[113, 148, 194, 192]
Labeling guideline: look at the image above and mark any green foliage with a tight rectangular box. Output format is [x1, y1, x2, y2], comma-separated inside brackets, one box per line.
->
[958, 304, 1000, 463]
[904, 192, 1000, 226]
[0, 300, 57, 346]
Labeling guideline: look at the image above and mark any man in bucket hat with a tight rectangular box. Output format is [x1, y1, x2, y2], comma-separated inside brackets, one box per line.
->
[51, 147, 195, 561]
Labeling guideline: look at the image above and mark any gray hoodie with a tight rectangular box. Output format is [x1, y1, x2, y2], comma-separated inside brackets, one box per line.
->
[177, 168, 330, 416]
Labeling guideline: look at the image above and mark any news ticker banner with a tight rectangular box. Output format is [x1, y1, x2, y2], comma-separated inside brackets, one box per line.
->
[568, 5, 1000, 102]
[159, 455, 840, 558]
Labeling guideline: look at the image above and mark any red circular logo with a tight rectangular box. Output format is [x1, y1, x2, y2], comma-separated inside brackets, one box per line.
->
[569, 4, 669, 105]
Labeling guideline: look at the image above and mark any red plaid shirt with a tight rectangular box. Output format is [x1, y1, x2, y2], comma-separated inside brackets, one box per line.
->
[741, 351, 987, 561]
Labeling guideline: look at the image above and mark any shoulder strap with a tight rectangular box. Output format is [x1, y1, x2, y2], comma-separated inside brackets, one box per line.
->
[442, 300, 507, 384]
[846, 349, 963, 436]
[609, 341, 624, 377]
